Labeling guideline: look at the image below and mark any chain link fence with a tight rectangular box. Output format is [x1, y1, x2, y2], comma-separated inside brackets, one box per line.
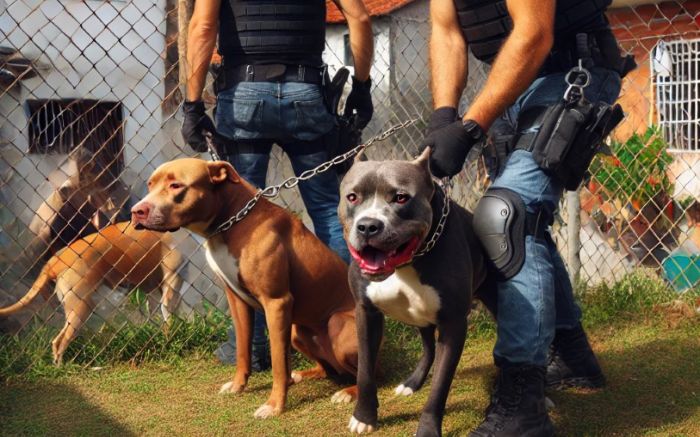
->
[1, 0, 699, 375]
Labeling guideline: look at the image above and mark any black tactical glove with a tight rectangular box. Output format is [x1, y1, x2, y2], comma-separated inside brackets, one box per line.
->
[181, 100, 218, 153]
[343, 76, 373, 130]
[421, 109, 485, 178]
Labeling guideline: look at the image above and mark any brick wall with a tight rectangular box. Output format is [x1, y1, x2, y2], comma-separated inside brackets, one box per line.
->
[608, 0, 700, 140]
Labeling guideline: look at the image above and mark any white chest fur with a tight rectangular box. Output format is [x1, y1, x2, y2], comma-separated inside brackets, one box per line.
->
[365, 266, 441, 327]
[204, 239, 263, 311]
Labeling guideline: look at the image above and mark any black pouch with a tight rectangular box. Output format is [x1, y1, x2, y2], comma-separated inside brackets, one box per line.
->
[527, 96, 623, 191]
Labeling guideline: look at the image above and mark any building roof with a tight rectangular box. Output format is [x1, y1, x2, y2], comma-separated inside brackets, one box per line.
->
[326, 0, 416, 23]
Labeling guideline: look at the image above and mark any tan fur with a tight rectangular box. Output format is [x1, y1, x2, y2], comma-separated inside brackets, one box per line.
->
[132, 158, 359, 418]
[0, 222, 182, 365]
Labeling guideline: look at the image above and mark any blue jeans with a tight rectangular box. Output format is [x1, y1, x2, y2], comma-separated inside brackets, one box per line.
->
[490, 68, 622, 366]
[216, 81, 349, 262]
[216, 81, 350, 357]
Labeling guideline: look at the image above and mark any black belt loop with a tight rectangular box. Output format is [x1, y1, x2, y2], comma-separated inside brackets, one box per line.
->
[245, 64, 254, 81]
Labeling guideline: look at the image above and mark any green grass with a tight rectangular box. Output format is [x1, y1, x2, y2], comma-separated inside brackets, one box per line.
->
[0, 303, 230, 381]
[1, 271, 700, 436]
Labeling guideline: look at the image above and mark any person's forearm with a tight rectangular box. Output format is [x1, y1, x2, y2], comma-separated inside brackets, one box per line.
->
[186, 16, 218, 102]
[430, 24, 468, 109]
[464, 28, 553, 130]
[346, 13, 373, 81]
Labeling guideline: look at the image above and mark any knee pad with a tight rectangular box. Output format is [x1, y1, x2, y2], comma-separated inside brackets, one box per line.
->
[473, 188, 526, 280]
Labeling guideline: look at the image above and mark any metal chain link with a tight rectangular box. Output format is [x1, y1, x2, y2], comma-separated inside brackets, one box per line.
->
[209, 119, 418, 235]
[414, 177, 451, 258]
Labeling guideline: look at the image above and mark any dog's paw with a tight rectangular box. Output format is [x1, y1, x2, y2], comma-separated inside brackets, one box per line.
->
[331, 388, 356, 404]
[393, 384, 414, 396]
[254, 403, 281, 419]
[291, 371, 303, 384]
[348, 416, 375, 434]
[219, 381, 244, 394]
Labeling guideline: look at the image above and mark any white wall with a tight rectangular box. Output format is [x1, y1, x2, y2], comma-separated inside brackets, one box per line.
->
[0, 1, 217, 324]
[0, 0, 170, 230]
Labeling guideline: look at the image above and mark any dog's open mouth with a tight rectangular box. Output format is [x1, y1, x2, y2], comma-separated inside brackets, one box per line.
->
[131, 221, 180, 233]
[348, 237, 421, 276]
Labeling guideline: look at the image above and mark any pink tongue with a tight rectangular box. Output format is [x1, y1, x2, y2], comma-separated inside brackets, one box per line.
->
[361, 249, 388, 271]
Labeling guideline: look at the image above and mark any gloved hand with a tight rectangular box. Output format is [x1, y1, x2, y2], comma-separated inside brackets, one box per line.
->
[343, 76, 373, 130]
[421, 109, 485, 178]
[181, 100, 218, 153]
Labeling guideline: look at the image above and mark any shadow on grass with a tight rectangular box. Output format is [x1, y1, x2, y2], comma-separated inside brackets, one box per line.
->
[552, 332, 700, 436]
[0, 381, 136, 436]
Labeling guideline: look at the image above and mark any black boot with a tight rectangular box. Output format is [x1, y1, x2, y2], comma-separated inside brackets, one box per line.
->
[546, 323, 605, 390]
[470, 364, 554, 437]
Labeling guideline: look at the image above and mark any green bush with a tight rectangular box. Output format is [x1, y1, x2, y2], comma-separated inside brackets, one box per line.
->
[591, 126, 674, 205]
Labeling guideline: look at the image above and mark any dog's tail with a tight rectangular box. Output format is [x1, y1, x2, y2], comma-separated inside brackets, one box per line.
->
[0, 263, 55, 316]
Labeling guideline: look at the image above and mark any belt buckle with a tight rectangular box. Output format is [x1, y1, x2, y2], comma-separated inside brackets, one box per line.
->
[297, 65, 306, 82]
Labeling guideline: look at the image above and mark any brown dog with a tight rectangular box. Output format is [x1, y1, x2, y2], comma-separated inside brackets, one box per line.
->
[0, 222, 182, 365]
[130, 158, 359, 419]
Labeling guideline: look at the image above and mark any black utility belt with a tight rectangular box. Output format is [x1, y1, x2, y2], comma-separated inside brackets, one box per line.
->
[541, 31, 637, 78]
[213, 63, 325, 93]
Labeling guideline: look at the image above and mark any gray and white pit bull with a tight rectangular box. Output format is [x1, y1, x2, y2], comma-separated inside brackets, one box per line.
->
[338, 148, 492, 437]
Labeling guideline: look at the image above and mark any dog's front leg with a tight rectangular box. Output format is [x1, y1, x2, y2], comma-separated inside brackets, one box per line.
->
[255, 294, 293, 419]
[348, 297, 384, 434]
[415, 317, 468, 437]
[395, 325, 436, 397]
[219, 286, 253, 395]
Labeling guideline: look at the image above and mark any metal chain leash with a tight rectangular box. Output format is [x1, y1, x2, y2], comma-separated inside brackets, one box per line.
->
[208, 119, 418, 235]
[413, 177, 451, 258]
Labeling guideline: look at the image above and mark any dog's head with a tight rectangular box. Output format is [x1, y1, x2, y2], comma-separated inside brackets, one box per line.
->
[339, 148, 435, 281]
[131, 158, 240, 234]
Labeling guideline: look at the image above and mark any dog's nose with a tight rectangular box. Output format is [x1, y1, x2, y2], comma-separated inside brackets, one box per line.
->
[131, 202, 151, 220]
[356, 217, 384, 238]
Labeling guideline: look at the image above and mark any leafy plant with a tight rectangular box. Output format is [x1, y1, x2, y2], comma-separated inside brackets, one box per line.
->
[591, 126, 674, 206]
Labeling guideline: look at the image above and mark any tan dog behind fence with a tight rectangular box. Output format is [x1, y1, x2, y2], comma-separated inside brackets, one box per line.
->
[0, 222, 183, 365]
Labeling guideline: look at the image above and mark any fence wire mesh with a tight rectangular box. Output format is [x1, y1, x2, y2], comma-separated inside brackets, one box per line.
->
[1, 0, 699, 375]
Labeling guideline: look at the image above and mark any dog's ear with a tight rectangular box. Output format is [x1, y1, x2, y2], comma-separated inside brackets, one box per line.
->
[354, 149, 368, 163]
[207, 161, 240, 184]
[412, 147, 432, 173]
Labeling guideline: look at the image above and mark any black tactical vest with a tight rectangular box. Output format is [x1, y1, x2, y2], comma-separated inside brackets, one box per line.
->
[455, 0, 612, 63]
[218, 0, 326, 66]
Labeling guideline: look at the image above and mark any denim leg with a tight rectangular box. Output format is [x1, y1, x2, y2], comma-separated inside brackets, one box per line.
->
[286, 147, 350, 263]
[490, 151, 561, 366]
[550, 239, 583, 330]
[220, 145, 271, 189]
[487, 68, 622, 366]
[494, 236, 556, 366]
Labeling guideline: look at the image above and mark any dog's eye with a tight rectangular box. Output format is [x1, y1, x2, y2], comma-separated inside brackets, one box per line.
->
[394, 193, 410, 204]
[346, 193, 358, 204]
[169, 182, 183, 190]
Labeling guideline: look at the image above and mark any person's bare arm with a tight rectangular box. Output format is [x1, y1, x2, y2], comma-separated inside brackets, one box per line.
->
[186, 0, 221, 102]
[463, 0, 555, 129]
[334, 0, 373, 81]
[429, 0, 468, 109]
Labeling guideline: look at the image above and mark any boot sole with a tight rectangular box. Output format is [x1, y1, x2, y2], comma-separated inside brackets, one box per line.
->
[547, 374, 606, 390]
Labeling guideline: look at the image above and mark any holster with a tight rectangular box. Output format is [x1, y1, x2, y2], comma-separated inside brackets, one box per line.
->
[322, 67, 362, 175]
[515, 96, 624, 191]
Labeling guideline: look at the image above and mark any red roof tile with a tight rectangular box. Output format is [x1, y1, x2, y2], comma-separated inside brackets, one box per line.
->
[326, 0, 416, 23]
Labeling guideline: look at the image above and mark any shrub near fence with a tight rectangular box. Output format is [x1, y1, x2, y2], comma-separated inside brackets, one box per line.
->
[1, 0, 700, 375]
